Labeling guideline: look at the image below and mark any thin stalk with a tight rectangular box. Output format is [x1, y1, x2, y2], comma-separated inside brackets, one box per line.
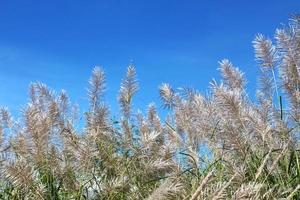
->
[189, 170, 214, 200]
[271, 67, 280, 107]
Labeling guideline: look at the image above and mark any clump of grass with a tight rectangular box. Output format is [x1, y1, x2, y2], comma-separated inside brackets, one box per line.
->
[0, 15, 300, 200]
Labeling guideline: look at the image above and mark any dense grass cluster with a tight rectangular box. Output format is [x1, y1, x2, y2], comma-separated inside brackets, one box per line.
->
[0, 16, 300, 199]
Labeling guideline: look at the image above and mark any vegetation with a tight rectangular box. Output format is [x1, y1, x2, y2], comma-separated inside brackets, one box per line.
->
[0, 16, 299, 199]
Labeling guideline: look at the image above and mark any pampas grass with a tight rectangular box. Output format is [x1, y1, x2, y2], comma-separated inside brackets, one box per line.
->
[0, 15, 299, 199]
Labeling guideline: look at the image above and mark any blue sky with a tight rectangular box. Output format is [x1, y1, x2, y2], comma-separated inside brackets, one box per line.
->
[0, 0, 299, 118]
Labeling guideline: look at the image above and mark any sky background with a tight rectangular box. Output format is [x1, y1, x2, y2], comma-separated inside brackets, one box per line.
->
[0, 0, 299, 119]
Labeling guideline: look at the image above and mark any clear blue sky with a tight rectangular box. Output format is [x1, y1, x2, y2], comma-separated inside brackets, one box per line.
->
[0, 0, 299, 118]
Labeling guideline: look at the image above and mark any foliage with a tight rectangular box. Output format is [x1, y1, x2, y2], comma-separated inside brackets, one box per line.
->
[0, 16, 300, 199]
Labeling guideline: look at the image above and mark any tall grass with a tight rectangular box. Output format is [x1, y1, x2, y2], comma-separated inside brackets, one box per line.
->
[0, 15, 299, 199]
